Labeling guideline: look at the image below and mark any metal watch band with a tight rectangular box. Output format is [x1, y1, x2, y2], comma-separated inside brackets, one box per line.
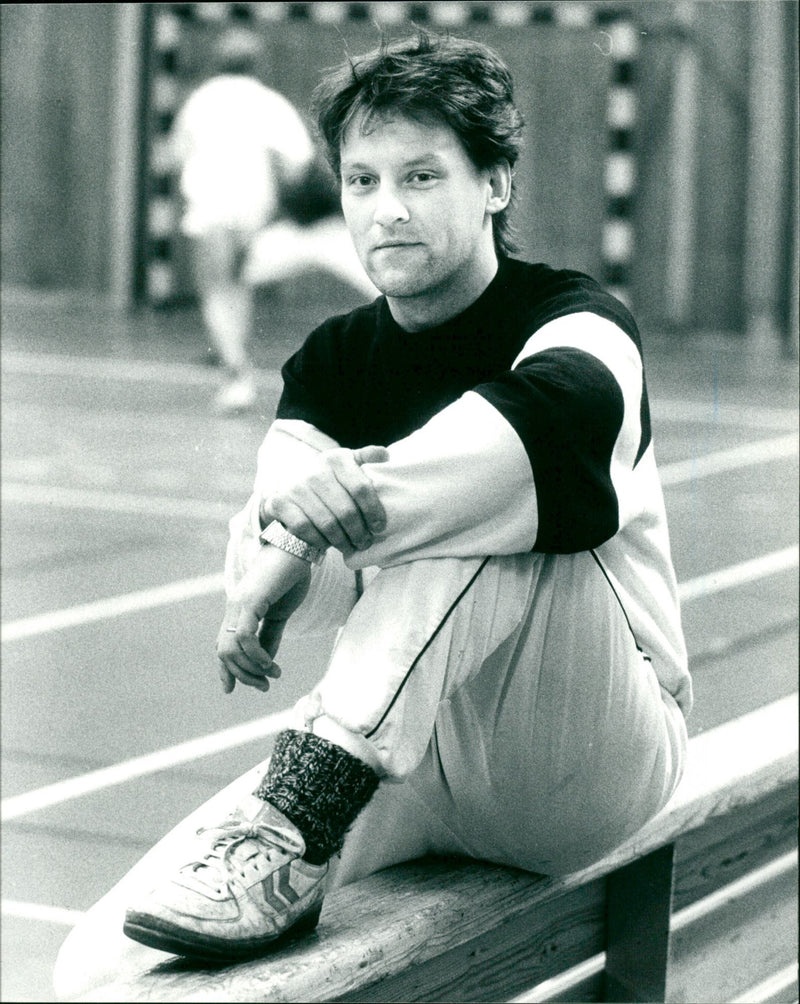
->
[259, 520, 324, 565]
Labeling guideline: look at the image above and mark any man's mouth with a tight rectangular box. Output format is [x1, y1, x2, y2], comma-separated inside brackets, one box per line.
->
[373, 241, 421, 250]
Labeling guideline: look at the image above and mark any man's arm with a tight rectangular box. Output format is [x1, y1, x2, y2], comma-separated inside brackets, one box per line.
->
[263, 445, 389, 556]
[219, 421, 387, 691]
[217, 544, 311, 693]
[336, 312, 646, 567]
[223, 420, 342, 603]
[263, 313, 644, 570]
[220, 311, 644, 688]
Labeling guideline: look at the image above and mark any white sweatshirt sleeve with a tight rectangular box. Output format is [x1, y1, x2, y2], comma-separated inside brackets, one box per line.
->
[345, 313, 644, 568]
[223, 420, 360, 636]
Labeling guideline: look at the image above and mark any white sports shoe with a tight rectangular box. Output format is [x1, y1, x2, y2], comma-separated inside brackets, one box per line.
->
[123, 796, 327, 960]
[214, 374, 257, 413]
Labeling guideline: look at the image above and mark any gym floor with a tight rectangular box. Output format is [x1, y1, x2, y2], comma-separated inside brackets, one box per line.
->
[2, 279, 797, 1002]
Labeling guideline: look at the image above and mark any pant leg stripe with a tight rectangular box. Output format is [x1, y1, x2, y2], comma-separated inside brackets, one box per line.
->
[364, 556, 491, 739]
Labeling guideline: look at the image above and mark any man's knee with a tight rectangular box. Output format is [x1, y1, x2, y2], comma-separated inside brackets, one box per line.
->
[52, 926, 78, 1000]
[53, 889, 187, 1000]
[53, 910, 123, 1001]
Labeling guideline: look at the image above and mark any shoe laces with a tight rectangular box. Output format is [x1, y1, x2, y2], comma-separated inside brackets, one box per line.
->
[184, 816, 301, 892]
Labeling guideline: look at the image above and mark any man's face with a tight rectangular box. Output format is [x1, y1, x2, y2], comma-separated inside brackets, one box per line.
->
[339, 112, 501, 324]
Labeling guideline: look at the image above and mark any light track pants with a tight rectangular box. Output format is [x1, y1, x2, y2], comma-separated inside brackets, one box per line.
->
[307, 550, 686, 883]
[54, 550, 686, 998]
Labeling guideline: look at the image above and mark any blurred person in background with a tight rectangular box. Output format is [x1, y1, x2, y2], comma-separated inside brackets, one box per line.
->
[171, 27, 376, 413]
[56, 31, 690, 987]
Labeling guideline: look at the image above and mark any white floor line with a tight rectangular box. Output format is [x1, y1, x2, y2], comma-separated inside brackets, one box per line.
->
[4, 351, 797, 429]
[1, 349, 283, 391]
[651, 397, 798, 432]
[659, 432, 797, 486]
[2, 525, 798, 644]
[1, 899, 85, 927]
[0, 483, 234, 522]
[1, 432, 796, 529]
[2, 418, 798, 644]
[1, 573, 225, 644]
[0, 708, 296, 822]
[3, 524, 798, 645]
[678, 546, 799, 602]
[2, 548, 796, 821]
[729, 962, 800, 1004]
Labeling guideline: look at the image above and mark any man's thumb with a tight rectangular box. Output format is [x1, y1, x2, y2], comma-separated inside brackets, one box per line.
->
[353, 445, 390, 465]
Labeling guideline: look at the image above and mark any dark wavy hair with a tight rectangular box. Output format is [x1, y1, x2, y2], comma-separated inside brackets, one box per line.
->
[311, 31, 525, 256]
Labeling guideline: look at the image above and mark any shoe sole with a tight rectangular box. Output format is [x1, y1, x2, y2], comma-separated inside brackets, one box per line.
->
[123, 901, 323, 962]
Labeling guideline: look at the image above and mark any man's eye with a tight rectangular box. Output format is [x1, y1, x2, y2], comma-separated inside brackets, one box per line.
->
[348, 175, 374, 188]
[410, 172, 435, 184]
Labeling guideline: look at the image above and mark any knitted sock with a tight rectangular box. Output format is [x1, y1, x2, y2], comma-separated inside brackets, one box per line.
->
[255, 729, 380, 865]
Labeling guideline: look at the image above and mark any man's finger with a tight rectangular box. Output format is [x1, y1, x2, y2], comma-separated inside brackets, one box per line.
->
[270, 496, 335, 551]
[330, 450, 387, 535]
[236, 604, 265, 637]
[238, 632, 282, 677]
[221, 653, 272, 692]
[309, 478, 374, 550]
[258, 618, 288, 660]
[218, 662, 236, 694]
[304, 478, 371, 550]
[231, 606, 278, 672]
[352, 445, 390, 465]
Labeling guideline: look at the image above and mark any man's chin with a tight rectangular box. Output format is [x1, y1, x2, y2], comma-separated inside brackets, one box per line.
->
[367, 270, 432, 299]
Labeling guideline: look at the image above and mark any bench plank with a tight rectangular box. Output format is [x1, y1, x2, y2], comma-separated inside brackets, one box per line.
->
[504, 786, 799, 1004]
[672, 782, 798, 911]
[667, 854, 798, 1003]
[76, 694, 798, 1004]
[334, 878, 606, 1003]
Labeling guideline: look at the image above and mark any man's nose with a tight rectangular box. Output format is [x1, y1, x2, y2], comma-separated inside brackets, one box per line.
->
[372, 185, 410, 226]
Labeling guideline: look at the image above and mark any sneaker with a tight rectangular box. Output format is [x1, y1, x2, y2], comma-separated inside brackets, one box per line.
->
[214, 374, 257, 414]
[123, 796, 327, 960]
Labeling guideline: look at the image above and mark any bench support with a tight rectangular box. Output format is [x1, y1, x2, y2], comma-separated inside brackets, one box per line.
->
[604, 842, 676, 1002]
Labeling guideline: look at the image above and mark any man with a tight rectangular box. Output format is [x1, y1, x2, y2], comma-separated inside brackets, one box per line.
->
[55, 31, 690, 988]
[171, 27, 375, 413]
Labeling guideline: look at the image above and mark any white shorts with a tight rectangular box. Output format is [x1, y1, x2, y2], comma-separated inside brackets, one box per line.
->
[179, 156, 278, 238]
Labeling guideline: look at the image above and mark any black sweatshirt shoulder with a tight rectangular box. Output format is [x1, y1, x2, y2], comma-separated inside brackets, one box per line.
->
[277, 258, 646, 451]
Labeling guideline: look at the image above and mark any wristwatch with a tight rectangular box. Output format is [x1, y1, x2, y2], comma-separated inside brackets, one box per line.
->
[259, 520, 324, 565]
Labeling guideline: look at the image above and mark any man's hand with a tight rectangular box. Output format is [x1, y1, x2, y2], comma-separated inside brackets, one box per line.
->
[265, 445, 389, 556]
[216, 545, 311, 694]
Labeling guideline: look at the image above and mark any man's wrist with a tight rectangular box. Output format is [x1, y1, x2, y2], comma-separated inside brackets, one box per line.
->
[259, 520, 325, 565]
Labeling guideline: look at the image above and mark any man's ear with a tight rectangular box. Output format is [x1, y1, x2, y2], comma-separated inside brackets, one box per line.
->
[486, 160, 512, 216]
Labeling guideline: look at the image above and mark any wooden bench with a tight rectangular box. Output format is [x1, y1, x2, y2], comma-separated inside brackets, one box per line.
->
[78, 693, 798, 1004]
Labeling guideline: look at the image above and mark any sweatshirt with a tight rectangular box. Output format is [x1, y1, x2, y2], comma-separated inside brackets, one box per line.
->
[232, 256, 692, 714]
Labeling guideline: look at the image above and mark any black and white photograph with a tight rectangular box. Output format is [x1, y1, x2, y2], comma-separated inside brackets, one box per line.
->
[1, 3, 798, 1002]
